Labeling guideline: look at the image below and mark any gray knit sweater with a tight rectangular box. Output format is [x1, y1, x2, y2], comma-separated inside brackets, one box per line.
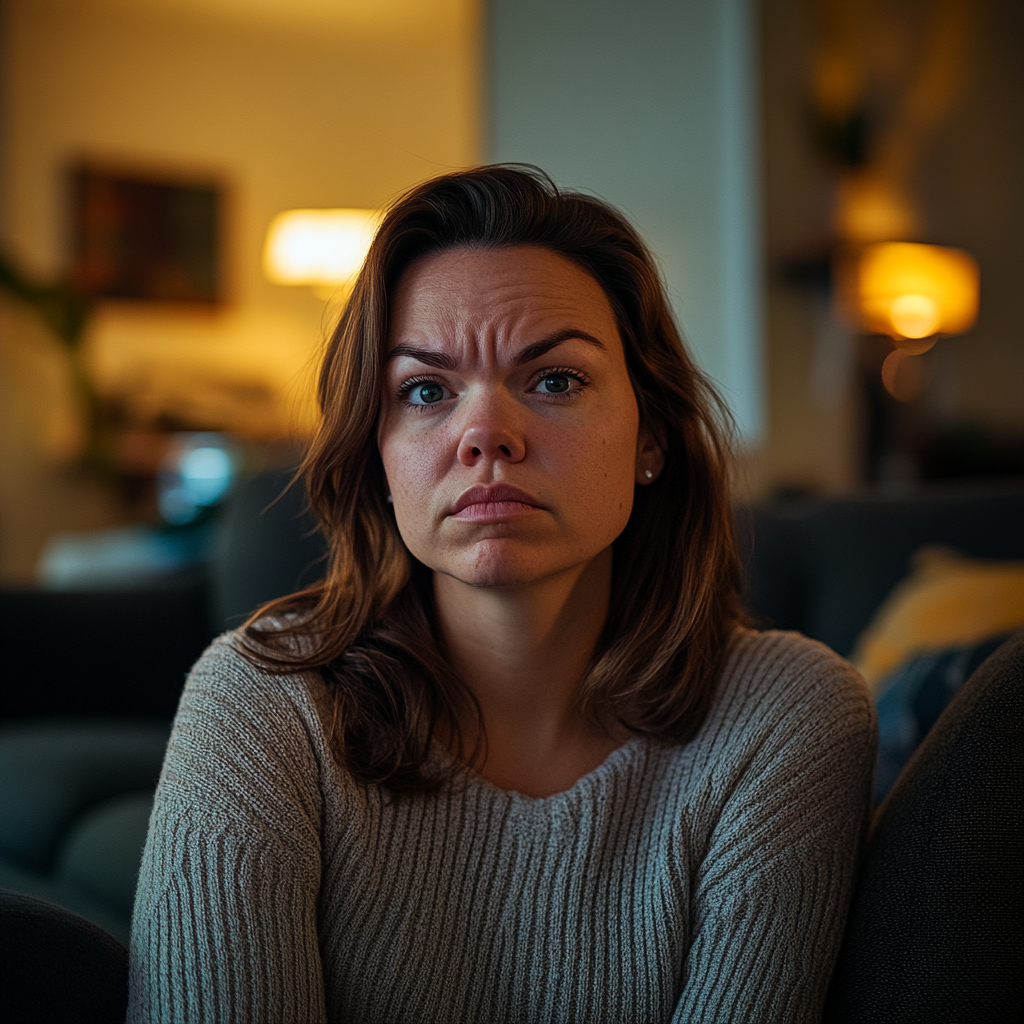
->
[128, 628, 875, 1024]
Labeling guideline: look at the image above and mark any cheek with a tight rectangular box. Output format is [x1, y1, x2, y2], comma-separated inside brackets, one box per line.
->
[553, 408, 639, 529]
[378, 419, 453, 528]
[582, 435, 636, 503]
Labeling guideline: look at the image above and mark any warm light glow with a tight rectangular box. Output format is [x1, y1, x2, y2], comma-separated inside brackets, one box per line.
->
[888, 293, 940, 339]
[857, 242, 979, 340]
[263, 209, 380, 287]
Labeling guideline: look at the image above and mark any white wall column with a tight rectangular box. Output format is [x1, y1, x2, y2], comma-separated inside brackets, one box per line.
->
[487, 0, 764, 442]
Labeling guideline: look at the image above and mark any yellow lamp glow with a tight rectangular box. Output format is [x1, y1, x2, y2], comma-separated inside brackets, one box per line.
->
[857, 242, 979, 341]
[263, 209, 380, 289]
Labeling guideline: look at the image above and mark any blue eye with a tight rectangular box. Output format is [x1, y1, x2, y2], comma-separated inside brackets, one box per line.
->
[539, 374, 570, 394]
[535, 373, 578, 395]
[406, 381, 448, 405]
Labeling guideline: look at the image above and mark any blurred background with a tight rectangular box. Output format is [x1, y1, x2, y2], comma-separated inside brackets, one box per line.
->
[1, 1, 1022, 959]
[1, 0, 1021, 586]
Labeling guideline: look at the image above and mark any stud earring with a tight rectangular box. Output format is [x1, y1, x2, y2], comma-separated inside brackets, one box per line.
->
[644, 470, 654, 480]
[386, 494, 393, 504]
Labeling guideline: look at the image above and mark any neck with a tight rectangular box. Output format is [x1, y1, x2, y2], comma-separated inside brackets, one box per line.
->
[434, 547, 624, 793]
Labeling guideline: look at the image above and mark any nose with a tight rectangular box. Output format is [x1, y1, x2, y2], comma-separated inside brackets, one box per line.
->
[456, 392, 526, 466]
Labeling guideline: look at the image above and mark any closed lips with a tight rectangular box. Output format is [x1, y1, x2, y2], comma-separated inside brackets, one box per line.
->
[449, 485, 544, 516]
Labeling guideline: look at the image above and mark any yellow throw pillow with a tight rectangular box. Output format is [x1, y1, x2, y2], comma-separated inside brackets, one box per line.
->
[852, 546, 1024, 693]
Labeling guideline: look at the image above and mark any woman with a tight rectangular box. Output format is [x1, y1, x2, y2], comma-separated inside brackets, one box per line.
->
[129, 166, 875, 1023]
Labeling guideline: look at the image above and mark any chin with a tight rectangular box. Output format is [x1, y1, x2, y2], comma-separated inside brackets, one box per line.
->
[437, 537, 596, 590]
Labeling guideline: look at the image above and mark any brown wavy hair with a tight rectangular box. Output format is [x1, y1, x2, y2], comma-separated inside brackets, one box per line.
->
[243, 165, 744, 793]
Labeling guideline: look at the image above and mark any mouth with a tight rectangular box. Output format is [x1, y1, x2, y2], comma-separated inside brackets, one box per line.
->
[448, 484, 545, 522]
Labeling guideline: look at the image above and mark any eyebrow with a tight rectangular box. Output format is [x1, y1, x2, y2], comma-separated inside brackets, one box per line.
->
[386, 329, 606, 370]
[514, 329, 607, 365]
[386, 345, 457, 370]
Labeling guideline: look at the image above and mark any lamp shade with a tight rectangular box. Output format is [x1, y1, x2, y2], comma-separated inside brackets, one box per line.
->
[262, 208, 380, 287]
[857, 242, 979, 341]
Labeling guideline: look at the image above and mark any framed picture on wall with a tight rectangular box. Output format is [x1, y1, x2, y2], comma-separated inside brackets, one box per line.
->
[70, 163, 222, 303]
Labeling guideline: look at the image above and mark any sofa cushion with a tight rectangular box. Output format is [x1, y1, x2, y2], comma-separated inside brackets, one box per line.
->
[824, 632, 1024, 1022]
[54, 791, 154, 920]
[0, 888, 128, 1024]
[851, 547, 1024, 689]
[741, 483, 1024, 656]
[0, 854, 131, 947]
[0, 721, 168, 871]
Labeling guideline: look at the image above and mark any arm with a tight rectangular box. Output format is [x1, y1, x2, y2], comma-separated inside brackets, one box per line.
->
[128, 639, 328, 1024]
[674, 644, 877, 1024]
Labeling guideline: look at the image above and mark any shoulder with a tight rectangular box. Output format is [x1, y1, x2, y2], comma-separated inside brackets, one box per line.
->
[694, 628, 876, 776]
[140, 632, 331, 911]
[719, 627, 872, 720]
[161, 631, 335, 801]
[182, 628, 330, 724]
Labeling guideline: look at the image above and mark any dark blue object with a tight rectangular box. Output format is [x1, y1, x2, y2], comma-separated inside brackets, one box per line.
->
[874, 633, 1014, 803]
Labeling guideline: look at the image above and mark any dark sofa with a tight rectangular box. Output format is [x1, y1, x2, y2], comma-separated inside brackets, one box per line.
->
[0, 469, 326, 723]
[4, 475, 1020, 724]
[738, 482, 1024, 657]
[0, 475, 1021, 1013]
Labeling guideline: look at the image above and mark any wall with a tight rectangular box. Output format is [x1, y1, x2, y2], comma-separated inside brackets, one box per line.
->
[755, 0, 1024, 495]
[0, 0, 480, 580]
[920, 0, 1024, 433]
[488, 0, 1022, 495]
[487, 0, 765, 444]
[2, 0, 480, 435]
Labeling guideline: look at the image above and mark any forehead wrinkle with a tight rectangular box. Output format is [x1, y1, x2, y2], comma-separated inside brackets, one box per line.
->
[390, 297, 520, 370]
[386, 247, 619, 370]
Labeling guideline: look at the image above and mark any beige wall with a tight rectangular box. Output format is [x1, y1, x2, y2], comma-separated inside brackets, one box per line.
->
[0, 0, 480, 580]
[2, 0, 480, 436]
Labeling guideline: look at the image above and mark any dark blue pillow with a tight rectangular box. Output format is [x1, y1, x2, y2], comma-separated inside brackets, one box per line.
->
[874, 632, 1014, 803]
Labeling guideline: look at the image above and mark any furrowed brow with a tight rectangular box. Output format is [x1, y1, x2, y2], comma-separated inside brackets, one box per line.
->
[514, 329, 607, 366]
[386, 345, 457, 370]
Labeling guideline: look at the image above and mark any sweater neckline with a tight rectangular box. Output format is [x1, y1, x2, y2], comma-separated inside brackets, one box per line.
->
[434, 734, 646, 806]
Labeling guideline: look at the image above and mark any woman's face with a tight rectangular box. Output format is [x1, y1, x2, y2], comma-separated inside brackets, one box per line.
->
[377, 245, 659, 590]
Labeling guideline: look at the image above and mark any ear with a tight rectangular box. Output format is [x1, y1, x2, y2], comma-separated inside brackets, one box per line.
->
[635, 425, 666, 484]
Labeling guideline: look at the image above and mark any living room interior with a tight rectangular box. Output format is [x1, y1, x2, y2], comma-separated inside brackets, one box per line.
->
[0, 0, 1021, 1019]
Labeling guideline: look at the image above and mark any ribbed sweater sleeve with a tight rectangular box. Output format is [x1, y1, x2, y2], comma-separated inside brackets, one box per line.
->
[127, 638, 327, 1024]
[672, 633, 876, 1023]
